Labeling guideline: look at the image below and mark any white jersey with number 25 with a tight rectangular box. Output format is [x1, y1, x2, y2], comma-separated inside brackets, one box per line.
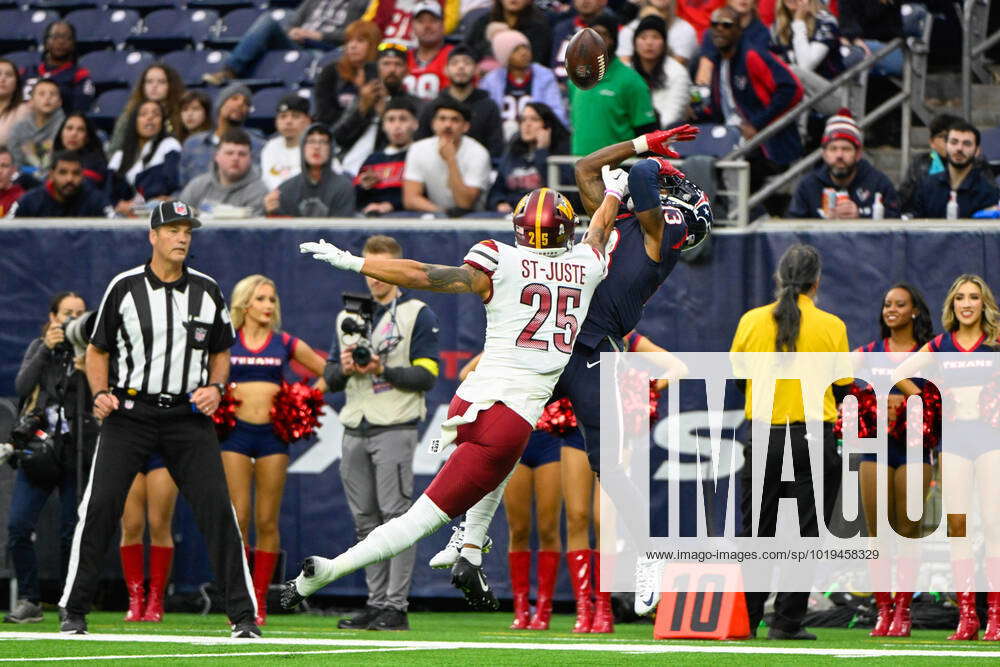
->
[458, 239, 608, 426]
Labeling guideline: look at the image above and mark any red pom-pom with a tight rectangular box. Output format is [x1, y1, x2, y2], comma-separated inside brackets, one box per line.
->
[979, 379, 1000, 429]
[620, 369, 660, 433]
[536, 398, 578, 436]
[270, 381, 326, 444]
[212, 383, 240, 441]
[834, 383, 878, 440]
[888, 383, 941, 449]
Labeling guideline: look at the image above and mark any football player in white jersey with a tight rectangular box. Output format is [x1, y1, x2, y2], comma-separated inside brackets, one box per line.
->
[282, 178, 630, 611]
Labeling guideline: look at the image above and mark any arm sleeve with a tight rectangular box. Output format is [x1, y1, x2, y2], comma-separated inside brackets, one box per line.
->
[461, 147, 492, 190]
[320, 0, 368, 44]
[628, 75, 658, 131]
[745, 49, 802, 129]
[72, 75, 95, 114]
[208, 284, 236, 353]
[790, 20, 830, 72]
[382, 364, 436, 391]
[160, 150, 181, 197]
[408, 305, 440, 363]
[313, 65, 343, 126]
[880, 177, 901, 218]
[14, 338, 49, 399]
[483, 102, 505, 157]
[332, 101, 373, 150]
[897, 157, 925, 213]
[331, 176, 357, 216]
[380, 303, 442, 391]
[660, 58, 692, 127]
[90, 281, 123, 352]
[535, 67, 568, 126]
[323, 326, 349, 392]
[627, 158, 661, 213]
[402, 149, 424, 183]
[787, 178, 817, 218]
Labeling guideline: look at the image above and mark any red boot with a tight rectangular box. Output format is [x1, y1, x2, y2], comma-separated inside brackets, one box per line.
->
[142, 546, 173, 622]
[508, 551, 531, 630]
[870, 592, 893, 637]
[528, 551, 559, 630]
[567, 550, 594, 633]
[949, 559, 979, 640]
[120, 544, 145, 622]
[886, 592, 913, 637]
[590, 551, 614, 633]
[983, 558, 1000, 641]
[252, 550, 280, 626]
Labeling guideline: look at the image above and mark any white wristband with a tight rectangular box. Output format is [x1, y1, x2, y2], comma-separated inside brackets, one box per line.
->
[632, 135, 649, 154]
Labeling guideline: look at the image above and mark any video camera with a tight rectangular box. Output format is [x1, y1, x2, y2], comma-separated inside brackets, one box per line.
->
[53, 310, 97, 363]
[341, 292, 377, 367]
[4, 409, 62, 485]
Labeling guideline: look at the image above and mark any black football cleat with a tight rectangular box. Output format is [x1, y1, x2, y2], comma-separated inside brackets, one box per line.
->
[280, 579, 305, 610]
[451, 556, 499, 611]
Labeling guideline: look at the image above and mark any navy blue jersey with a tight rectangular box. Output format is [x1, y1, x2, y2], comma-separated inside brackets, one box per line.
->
[576, 210, 687, 348]
[230, 329, 299, 385]
[928, 332, 999, 386]
[857, 337, 922, 395]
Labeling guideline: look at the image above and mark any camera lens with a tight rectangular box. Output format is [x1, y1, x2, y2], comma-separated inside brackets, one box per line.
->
[352, 345, 372, 367]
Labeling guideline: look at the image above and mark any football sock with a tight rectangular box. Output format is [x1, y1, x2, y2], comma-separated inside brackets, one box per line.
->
[462, 468, 515, 564]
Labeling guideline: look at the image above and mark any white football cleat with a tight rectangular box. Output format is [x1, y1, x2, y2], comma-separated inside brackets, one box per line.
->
[634, 556, 667, 616]
[429, 522, 493, 569]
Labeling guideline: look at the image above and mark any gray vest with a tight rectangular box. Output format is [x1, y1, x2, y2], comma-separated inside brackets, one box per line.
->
[336, 297, 429, 428]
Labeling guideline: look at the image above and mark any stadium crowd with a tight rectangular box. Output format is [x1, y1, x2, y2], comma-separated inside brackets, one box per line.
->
[0, 0, 994, 220]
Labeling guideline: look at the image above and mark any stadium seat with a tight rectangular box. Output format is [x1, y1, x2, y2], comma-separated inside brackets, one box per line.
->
[0, 9, 58, 53]
[310, 47, 341, 80]
[91, 88, 131, 132]
[79, 50, 155, 93]
[980, 127, 1000, 166]
[673, 124, 742, 159]
[27, 0, 101, 12]
[162, 49, 229, 87]
[126, 8, 219, 52]
[0, 0, 19, 9]
[248, 86, 310, 132]
[206, 7, 263, 49]
[187, 0, 255, 11]
[107, 0, 180, 16]
[67, 8, 141, 53]
[1, 50, 39, 73]
[243, 49, 313, 88]
[902, 3, 931, 42]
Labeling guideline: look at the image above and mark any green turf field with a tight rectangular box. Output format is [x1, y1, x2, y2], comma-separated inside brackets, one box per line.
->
[1, 611, 999, 664]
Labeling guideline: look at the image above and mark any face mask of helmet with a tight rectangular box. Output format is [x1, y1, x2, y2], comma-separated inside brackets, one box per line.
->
[512, 188, 577, 257]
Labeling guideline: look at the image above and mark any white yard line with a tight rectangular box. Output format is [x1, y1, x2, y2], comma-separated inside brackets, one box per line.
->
[1, 647, 428, 662]
[0, 632, 998, 659]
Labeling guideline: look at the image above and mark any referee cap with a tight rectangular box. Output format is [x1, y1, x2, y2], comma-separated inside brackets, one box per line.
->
[150, 200, 202, 229]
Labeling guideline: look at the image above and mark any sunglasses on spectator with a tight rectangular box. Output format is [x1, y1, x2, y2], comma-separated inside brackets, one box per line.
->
[377, 41, 409, 53]
[711, 20, 737, 29]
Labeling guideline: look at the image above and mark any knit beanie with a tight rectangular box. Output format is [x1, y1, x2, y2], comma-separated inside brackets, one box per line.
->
[491, 29, 530, 68]
[215, 82, 252, 112]
[634, 15, 667, 41]
[822, 108, 862, 148]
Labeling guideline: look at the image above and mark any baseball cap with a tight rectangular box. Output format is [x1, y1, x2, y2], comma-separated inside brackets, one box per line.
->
[276, 93, 310, 115]
[413, 1, 442, 18]
[150, 200, 202, 229]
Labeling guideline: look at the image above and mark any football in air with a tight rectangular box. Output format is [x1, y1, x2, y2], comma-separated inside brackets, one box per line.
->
[566, 28, 607, 90]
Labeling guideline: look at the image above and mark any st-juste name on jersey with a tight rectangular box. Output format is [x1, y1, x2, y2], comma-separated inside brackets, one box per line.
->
[458, 239, 608, 426]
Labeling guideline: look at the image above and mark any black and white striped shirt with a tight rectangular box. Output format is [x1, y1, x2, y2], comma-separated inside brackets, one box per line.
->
[90, 263, 235, 396]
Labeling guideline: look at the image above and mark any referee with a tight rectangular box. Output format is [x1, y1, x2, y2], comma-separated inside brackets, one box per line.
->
[59, 200, 258, 637]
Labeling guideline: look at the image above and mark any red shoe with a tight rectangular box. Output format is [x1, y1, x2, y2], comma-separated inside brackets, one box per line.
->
[948, 592, 980, 640]
[141, 546, 173, 622]
[870, 592, 893, 637]
[886, 592, 912, 637]
[590, 552, 614, 633]
[120, 544, 145, 622]
[508, 551, 531, 630]
[566, 550, 594, 633]
[984, 592, 1000, 641]
[527, 551, 559, 630]
[252, 549, 280, 626]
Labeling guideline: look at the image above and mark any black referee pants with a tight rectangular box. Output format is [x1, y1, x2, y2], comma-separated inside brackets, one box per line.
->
[59, 401, 255, 623]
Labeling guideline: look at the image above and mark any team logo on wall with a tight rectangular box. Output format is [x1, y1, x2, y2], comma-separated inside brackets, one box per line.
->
[174, 202, 188, 216]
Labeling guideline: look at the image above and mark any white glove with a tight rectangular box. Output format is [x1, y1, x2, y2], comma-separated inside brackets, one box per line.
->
[601, 165, 629, 202]
[299, 239, 365, 272]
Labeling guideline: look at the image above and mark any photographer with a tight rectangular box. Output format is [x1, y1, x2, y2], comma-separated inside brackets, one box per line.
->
[324, 234, 439, 632]
[5, 291, 96, 624]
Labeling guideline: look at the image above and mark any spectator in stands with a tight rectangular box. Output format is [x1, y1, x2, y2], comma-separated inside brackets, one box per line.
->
[356, 97, 419, 215]
[315, 19, 382, 126]
[0, 147, 24, 216]
[694, 5, 803, 204]
[180, 84, 265, 186]
[178, 91, 212, 144]
[403, 99, 491, 214]
[618, 0, 699, 66]
[12, 150, 110, 217]
[898, 113, 963, 213]
[403, 2, 453, 100]
[52, 112, 108, 188]
[479, 30, 566, 142]
[487, 101, 570, 212]
[769, 0, 843, 116]
[8, 80, 64, 177]
[0, 59, 28, 147]
[22, 21, 94, 115]
[108, 101, 183, 216]
[909, 121, 1000, 219]
[266, 124, 355, 217]
[568, 14, 658, 156]
[179, 128, 268, 217]
[416, 46, 504, 157]
[838, 0, 903, 78]
[464, 0, 553, 67]
[108, 64, 185, 156]
[261, 94, 313, 190]
[203, 0, 370, 86]
[694, 0, 770, 86]
[552, 0, 616, 83]
[787, 109, 900, 219]
[334, 42, 424, 176]
[629, 15, 691, 128]
[363, 0, 460, 46]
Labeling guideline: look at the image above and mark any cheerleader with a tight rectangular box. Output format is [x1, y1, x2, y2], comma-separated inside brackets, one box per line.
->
[223, 275, 327, 625]
[855, 283, 934, 637]
[896, 274, 1000, 641]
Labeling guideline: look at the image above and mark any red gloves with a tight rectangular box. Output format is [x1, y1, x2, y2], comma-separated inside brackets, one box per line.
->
[646, 156, 685, 180]
[632, 124, 700, 159]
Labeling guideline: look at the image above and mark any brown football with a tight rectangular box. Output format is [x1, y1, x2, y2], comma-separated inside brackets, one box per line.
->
[565, 27, 607, 90]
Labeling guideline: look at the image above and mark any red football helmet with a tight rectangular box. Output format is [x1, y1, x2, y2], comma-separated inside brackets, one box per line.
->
[512, 188, 577, 256]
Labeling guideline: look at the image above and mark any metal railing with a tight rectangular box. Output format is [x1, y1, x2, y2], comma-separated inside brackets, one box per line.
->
[545, 155, 751, 226]
[962, 0, 1000, 120]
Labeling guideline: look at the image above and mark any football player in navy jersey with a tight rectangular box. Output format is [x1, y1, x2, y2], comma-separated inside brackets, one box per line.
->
[855, 283, 934, 638]
[896, 275, 1000, 641]
[444, 125, 713, 624]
